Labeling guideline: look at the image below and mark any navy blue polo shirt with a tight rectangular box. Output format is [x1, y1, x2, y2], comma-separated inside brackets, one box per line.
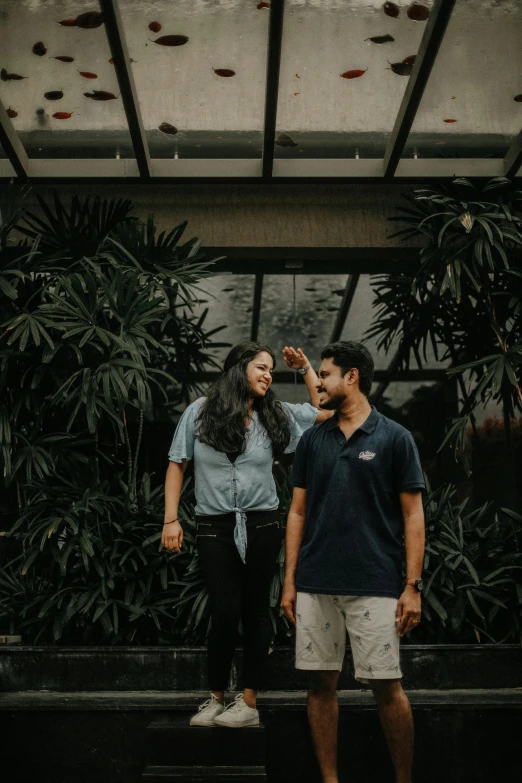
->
[292, 406, 425, 598]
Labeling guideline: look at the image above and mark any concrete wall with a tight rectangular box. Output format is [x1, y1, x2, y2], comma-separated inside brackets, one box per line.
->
[17, 183, 416, 247]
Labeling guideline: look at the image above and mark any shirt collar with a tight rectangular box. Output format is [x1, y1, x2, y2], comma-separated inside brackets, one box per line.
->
[325, 405, 379, 434]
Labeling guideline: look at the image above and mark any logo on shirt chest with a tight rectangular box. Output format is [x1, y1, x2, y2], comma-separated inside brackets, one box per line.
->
[359, 450, 376, 461]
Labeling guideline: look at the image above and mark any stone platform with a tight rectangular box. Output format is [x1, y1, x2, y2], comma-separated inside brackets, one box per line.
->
[1, 646, 521, 782]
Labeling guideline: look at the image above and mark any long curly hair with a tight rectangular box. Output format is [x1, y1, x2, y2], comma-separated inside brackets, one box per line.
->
[196, 342, 291, 456]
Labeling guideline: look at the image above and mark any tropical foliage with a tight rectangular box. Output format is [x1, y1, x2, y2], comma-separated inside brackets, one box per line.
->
[0, 187, 226, 642]
[407, 483, 522, 645]
[367, 177, 522, 483]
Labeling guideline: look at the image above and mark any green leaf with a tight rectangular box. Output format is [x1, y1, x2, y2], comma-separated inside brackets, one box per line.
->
[465, 589, 485, 620]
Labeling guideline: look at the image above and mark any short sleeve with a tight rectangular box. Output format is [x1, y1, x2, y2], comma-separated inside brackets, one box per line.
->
[291, 429, 310, 488]
[282, 401, 318, 454]
[393, 432, 425, 492]
[167, 399, 203, 462]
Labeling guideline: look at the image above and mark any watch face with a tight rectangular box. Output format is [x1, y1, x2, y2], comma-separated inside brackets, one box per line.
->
[416, 578, 424, 592]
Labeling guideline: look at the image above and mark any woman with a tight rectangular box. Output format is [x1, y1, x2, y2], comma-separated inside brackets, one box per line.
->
[162, 342, 329, 728]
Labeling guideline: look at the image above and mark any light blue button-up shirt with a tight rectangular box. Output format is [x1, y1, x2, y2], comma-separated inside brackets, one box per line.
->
[168, 397, 318, 561]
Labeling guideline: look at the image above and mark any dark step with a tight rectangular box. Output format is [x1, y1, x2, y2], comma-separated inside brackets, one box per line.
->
[146, 717, 265, 766]
[142, 765, 266, 782]
[2, 688, 522, 711]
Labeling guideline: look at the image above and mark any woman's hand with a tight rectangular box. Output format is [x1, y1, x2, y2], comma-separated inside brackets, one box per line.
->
[162, 520, 183, 552]
[282, 346, 309, 370]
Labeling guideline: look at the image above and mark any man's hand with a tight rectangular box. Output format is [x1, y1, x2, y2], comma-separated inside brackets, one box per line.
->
[282, 346, 309, 371]
[395, 586, 421, 637]
[161, 521, 183, 553]
[281, 581, 297, 625]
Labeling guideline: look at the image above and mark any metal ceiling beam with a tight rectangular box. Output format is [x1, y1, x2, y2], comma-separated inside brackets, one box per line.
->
[0, 159, 514, 183]
[251, 274, 264, 341]
[99, 0, 151, 178]
[0, 100, 29, 179]
[176, 369, 446, 384]
[262, 0, 285, 179]
[504, 130, 522, 179]
[329, 274, 360, 342]
[371, 350, 403, 405]
[383, 0, 457, 179]
[205, 247, 421, 275]
[2, 244, 423, 275]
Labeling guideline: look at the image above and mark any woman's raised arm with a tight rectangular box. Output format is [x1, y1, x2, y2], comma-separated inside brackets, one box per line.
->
[282, 346, 334, 423]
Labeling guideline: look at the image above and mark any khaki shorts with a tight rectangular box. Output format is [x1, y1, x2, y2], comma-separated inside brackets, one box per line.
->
[295, 592, 402, 683]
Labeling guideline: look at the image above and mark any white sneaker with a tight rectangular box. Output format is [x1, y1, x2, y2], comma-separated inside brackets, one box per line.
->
[189, 693, 225, 727]
[212, 694, 260, 728]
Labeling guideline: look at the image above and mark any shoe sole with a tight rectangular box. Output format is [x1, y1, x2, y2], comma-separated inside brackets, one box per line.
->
[212, 719, 260, 728]
[190, 721, 218, 727]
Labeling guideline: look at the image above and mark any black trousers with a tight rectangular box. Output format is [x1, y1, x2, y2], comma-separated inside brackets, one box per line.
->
[195, 510, 282, 691]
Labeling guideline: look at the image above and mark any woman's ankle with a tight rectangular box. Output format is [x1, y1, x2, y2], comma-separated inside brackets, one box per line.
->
[243, 688, 257, 708]
[211, 690, 225, 704]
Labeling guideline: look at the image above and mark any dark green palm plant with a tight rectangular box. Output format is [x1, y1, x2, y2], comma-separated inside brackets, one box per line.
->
[0, 470, 204, 644]
[368, 177, 522, 478]
[408, 482, 522, 645]
[0, 187, 228, 643]
[15, 191, 135, 260]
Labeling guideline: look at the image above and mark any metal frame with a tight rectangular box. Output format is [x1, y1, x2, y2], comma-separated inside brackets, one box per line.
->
[176, 370, 446, 385]
[98, 0, 151, 178]
[504, 131, 522, 179]
[329, 274, 360, 342]
[0, 158, 515, 183]
[206, 247, 421, 275]
[0, 100, 29, 179]
[371, 350, 404, 405]
[383, 0, 457, 178]
[262, 0, 285, 180]
[250, 274, 264, 341]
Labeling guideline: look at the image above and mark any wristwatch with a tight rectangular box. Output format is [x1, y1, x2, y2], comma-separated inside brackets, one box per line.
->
[405, 578, 424, 592]
[297, 363, 311, 375]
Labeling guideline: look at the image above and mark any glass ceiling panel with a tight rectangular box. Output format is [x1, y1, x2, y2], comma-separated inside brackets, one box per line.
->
[340, 275, 449, 370]
[404, 0, 522, 159]
[190, 275, 256, 366]
[275, 0, 433, 159]
[0, 1, 133, 159]
[119, 0, 269, 159]
[381, 380, 435, 411]
[258, 274, 348, 368]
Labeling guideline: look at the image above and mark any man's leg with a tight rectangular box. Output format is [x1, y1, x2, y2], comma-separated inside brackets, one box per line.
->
[308, 670, 341, 783]
[370, 679, 414, 783]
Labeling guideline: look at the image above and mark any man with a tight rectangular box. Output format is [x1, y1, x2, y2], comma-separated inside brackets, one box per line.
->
[281, 341, 425, 783]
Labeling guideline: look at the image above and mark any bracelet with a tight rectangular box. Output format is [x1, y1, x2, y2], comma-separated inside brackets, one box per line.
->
[164, 519, 179, 526]
[296, 364, 311, 376]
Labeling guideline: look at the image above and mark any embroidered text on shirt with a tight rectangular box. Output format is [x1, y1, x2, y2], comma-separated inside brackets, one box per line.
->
[359, 451, 376, 460]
